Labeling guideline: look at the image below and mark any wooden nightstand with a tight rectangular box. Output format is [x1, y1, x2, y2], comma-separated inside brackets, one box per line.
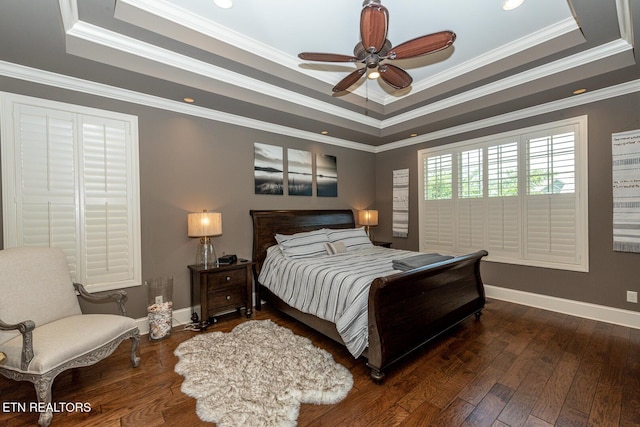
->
[188, 260, 254, 329]
[372, 240, 392, 248]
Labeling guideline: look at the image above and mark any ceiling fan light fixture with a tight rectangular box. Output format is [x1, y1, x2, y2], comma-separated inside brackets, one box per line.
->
[214, 0, 233, 9]
[299, 0, 455, 93]
[502, 0, 524, 11]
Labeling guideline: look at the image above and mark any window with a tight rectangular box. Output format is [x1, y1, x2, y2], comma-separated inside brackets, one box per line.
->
[1, 93, 141, 292]
[424, 154, 452, 200]
[418, 116, 588, 272]
[488, 141, 518, 197]
[458, 149, 483, 198]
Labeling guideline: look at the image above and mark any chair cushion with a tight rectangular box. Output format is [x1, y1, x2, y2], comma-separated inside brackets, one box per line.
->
[0, 247, 82, 346]
[0, 314, 137, 374]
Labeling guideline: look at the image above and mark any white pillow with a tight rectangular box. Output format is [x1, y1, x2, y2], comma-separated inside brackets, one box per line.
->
[275, 229, 330, 258]
[324, 241, 347, 255]
[325, 227, 373, 250]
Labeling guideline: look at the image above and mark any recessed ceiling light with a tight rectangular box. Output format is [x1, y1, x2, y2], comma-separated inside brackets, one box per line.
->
[502, 0, 524, 11]
[321, 130, 329, 135]
[214, 0, 233, 9]
[183, 97, 195, 103]
[410, 133, 418, 137]
[573, 88, 587, 95]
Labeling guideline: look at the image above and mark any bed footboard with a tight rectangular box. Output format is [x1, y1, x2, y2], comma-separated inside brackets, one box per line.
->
[366, 250, 488, 381]
[250, 209, 489, 383]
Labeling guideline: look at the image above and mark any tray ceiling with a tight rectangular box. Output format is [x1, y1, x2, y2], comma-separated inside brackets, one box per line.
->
[1, 0, 638, 150]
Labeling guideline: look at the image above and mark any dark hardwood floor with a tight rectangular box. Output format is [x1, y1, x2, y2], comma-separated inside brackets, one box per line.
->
[1, 298, 639, 426]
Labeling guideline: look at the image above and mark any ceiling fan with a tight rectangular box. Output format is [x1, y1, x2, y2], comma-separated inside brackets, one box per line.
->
[298, 0, 456, 93]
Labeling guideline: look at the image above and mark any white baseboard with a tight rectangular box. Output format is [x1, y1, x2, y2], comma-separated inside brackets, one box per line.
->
[133, 288, 640, 335]
[485, 284, 640, 330]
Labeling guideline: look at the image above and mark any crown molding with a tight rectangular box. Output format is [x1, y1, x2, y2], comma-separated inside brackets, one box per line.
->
[381, 38, 633, 129]
[114, 0, 386, 106]
[65, 20, 382, 131]
[11, 0, 640, 154]
[115, 0, 583, 108]
[4, 58, 640, 157]
[65, 1, 634, 136]
[376, 78, 640, 153]
[57, 0, 78, 32]
[0, 60, 376, 153]
[616, 0, 634, 44]
[396, 17, 582, 106]
[115, 0, 304, 77]
[64, 17, 633, 136]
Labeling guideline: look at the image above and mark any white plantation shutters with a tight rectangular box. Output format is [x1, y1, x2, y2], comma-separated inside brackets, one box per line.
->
[15, 105, 80, 276]
[418, 116, 588, 272]
[458, 148, 483, 198]
[422, 154, 454, 251]
[81, 116, 137, 285]
[424, 154, 453, 199]
[524, 128, 579, 264]
[457, 198, 486, 253]
[422, 199, 454, 251]
[524, 194, 577, 264]
[457, 148, 485, 252]
[487, 197, 520, 257]
[487, 141, 520, 257]
[1, 94, 141, 292]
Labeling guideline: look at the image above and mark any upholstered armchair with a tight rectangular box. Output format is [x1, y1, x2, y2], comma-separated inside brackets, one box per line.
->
[0, 247, 141, 426]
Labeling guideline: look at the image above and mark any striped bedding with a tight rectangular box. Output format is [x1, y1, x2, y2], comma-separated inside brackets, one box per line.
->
[258, 245, 419, 357]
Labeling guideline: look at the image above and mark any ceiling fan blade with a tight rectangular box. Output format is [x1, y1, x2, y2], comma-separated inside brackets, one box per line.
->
[298, 52, 359, 63]
[360, 2, 389, 53]
[379, 64, 412, 89]
[332, 68, 366, 93]
[387, 31, 456, 60]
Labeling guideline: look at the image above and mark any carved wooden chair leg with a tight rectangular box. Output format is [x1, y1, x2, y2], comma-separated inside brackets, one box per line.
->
[130, 333, 141, 368]
[34, 376, 54, 427]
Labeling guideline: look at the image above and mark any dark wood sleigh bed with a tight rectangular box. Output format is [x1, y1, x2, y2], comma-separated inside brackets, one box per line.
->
[250, 209, 488, 382]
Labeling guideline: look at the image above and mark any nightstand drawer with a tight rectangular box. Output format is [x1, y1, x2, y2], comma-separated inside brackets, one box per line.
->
[207, 269, 246, 287]
[208, 284, 246, 312]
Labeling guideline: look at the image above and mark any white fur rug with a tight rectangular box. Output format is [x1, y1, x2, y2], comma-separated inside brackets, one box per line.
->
[174, 320, 353, 427]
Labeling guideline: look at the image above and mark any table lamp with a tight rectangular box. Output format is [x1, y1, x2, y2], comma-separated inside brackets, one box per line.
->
[188, 210, 222, 268]
[358, 209, 378, 239]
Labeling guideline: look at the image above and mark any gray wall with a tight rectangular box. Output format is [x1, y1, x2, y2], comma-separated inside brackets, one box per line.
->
[0, 79, 376, 318]
[3, 77, 640, 319]
[374, 93, 640, 313]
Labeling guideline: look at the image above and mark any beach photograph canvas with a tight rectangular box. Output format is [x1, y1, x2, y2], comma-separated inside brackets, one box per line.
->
[316, 154, 338, 197]
[287, 148, 313, 196]
[254, 142, 283, 195]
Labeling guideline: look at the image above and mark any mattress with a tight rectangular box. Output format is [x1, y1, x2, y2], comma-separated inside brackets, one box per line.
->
[258, 245, 417, 357]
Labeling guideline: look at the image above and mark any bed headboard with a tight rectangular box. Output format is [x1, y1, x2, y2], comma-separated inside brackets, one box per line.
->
[249, 209, 355, 272]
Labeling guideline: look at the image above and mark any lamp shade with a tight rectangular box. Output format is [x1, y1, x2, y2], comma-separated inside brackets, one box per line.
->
[188, 211, 222, 237]
[358, 210, 378, 226]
